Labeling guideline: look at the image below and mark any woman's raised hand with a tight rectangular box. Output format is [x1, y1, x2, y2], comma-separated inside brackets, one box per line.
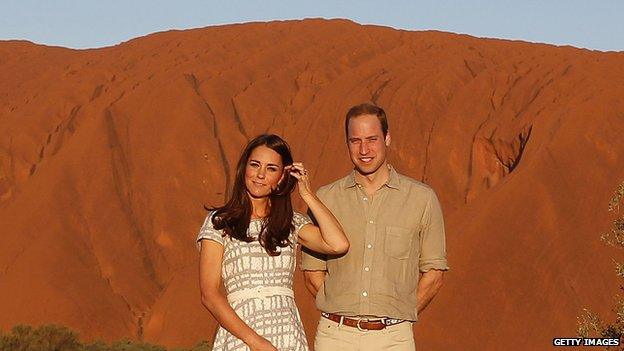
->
[285, 162, 313, 199]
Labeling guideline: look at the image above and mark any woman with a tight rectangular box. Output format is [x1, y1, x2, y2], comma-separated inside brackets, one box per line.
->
[197, 134, 349, 351]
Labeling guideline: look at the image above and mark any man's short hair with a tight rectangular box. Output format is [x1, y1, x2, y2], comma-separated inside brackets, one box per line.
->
[344, 103, 389, 139]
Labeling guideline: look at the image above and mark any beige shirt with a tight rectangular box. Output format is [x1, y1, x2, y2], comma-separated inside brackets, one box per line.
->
[301, 165, 449, 321]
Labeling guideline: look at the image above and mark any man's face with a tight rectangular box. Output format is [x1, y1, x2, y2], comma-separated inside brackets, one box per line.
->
[346, 114, 390, 176]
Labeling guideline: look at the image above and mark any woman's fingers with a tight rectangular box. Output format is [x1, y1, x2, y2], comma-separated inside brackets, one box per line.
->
[287, 163, 313, 197]
[286, 162, 309, 181]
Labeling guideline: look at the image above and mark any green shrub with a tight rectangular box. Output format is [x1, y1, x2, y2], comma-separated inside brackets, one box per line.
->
[578, 181, 624, 348]
[183, 340, 212, 351]
[0, 324, 212, 351]
[0, 324, 82, 351]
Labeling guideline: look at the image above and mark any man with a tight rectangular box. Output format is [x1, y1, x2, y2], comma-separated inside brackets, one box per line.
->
[301, 103, 449, 351]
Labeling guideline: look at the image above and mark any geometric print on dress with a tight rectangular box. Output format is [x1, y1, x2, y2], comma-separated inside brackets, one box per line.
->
[197, 212, 311, 351]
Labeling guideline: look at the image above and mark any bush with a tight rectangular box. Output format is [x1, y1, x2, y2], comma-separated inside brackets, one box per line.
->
[0, 324, 82, 351]
[0, 324, 212, 351]
[577, 181, 624, 348]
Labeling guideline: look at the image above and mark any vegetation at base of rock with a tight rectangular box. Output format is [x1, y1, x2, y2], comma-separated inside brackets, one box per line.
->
[577, 181, 624, 347]
[0, 324, 212, 351]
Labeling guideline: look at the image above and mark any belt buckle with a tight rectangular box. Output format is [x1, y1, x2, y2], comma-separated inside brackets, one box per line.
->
[356, 319, 366, 332]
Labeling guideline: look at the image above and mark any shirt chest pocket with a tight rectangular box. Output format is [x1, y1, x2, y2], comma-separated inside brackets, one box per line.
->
[384, 226, 415, 259]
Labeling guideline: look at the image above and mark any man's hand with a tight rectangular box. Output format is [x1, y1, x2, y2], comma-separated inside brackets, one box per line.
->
[303, 270, 326, 297]
[416, 269, 444, 314]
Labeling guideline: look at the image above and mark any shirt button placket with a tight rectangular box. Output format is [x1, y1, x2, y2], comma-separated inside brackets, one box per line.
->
[362, 193, 375, 315]
[357, 185, 372, 314]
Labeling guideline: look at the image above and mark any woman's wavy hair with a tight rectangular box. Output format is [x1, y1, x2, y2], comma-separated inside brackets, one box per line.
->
[207, 134, 297, 256]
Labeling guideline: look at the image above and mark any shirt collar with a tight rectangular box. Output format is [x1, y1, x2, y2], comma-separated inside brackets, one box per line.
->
[342, 164, 401, 190]
[386, 165, 401, 190]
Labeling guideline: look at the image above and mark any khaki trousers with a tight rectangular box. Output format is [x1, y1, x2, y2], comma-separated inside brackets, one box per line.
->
[314, 316, 416, 351]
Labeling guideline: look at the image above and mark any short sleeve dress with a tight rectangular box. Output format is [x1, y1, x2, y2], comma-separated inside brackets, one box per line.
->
[197, 211, 312, 351]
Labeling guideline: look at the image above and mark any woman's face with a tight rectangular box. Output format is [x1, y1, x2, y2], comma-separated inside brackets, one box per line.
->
[245, 145, 285, 199]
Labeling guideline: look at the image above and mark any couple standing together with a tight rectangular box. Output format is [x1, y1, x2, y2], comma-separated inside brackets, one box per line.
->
[197, 103, 449, 350]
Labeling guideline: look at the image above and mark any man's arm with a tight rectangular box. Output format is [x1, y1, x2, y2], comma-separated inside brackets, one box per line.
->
[416, 269, 444, 314]
[416, 189, 449, 314]
[303, 270, 326, 297]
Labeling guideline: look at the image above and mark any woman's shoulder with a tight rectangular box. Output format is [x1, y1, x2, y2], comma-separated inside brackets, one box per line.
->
[197, 210, 226, 248]
[292, 211, 309, 221]
[203, 210, 220, 227]
[292, 211, 312, 228]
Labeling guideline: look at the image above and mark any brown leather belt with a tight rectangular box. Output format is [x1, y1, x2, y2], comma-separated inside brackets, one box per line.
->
[321, 312, 403, 331]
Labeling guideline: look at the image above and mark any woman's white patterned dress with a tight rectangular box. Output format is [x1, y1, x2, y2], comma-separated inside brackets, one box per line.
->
[197, 212, 312, 351]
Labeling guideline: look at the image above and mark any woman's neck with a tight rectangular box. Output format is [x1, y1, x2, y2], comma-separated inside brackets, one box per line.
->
[249, 196, 270, 218]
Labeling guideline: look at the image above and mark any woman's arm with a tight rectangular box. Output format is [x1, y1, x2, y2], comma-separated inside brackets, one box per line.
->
[199, 240, 277, 351]
[297, 193, 349, 254]
[286, 163, 349, 254]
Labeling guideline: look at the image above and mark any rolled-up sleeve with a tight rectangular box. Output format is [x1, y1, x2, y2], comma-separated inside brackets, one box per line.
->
[301, 247, 328, 271]
[419, 190, 449, 272]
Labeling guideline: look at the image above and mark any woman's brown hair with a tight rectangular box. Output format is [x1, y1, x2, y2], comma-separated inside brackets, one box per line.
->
[207, 134, 297, 256]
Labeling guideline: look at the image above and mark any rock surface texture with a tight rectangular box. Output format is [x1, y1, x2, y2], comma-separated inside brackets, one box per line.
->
[1, 19, 623, 350]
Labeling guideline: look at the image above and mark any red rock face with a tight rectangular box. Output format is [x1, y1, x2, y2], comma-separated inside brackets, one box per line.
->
[1, 19, 623, 350]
